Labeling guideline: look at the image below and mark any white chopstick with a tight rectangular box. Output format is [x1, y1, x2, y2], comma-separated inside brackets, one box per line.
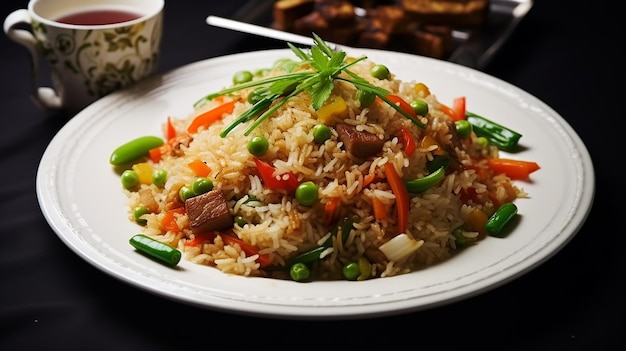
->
[206, 15, 347, 51]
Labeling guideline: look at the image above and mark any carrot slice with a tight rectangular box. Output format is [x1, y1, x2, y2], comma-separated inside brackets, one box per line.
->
[439, 102, 461, 121]
[162, 207, 186, 232]
[323, 197, 341, 226]
[362, 173, 377, 188]
[384, 162, 409, 234]
[372, 197, 388, 221]
[487, 158, 540, 180]
[188, 160, 211, 177]
[187, 100, 237, 134]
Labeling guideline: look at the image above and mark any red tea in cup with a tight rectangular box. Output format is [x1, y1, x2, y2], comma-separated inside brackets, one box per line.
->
[55, 8, 143, 25]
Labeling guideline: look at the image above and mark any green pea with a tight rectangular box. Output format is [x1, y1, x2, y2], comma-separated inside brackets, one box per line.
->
[455, 120, 472, 139]
[410, 99, 429, 116]
[475, 136, 489, 148]
[356, 89, 376, 108]
[133, 206, 149, 225]
[152, 169, 167, 188]
[234, 215, 247, 227]
[179, 185, 195, 202]
[289, 262, 310, 282]
[192, 177, 213, 195]
[295, 181, 318, 206]
[312, 124, 331, 144]
[247, 135, 269, 156]
[342, 262, 360, 280]
[370, 64, 390, 80]
[121, 170, 139, 189]
[254, 68, 270, 77]
[110, 136, 164, 165]
[233, 70, 253, 85]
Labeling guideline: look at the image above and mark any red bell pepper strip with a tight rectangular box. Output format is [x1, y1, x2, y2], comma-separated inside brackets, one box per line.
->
[398, 125, 416, 157]
[253, 157, 299, 192]
[452, 96, 466, 121]
[221, 234, 272, 268]
[165, 116, 177, 140]
[384, 162, 409, 234]
[383, 94, 425, 128]
[385, 95, 417, 118]
[187, 99, 237, 134]
[487, 158, 540, 180]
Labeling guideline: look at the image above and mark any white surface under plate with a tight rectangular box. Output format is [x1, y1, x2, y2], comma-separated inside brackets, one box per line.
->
[36, 48, 595, 320]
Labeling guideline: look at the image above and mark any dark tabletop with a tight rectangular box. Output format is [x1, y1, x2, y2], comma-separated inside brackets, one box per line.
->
[1, 1, 623, 350]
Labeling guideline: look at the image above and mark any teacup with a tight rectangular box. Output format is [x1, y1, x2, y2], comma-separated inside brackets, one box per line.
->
[3, 0, 164, 113]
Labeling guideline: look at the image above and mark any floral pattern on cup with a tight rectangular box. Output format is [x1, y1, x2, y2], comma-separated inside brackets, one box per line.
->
[32, 17, 161, 102]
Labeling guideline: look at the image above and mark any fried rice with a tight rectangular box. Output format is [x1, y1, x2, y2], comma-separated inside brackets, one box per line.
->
[120, 49, 529, 281]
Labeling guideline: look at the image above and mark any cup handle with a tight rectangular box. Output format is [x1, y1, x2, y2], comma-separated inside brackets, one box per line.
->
[3, 9, 61, 110]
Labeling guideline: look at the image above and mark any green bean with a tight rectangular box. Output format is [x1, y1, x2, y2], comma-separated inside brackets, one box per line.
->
[286, 246, 328, 266]
[129, 234, 181, 266]
[426, 154, 451, 173]
[485, 202, 518, 237]
[323, 215, 358, 246]
[452, 225, 474, 247]
[454, 120, 472, 139]
[404, 167, 445, 193]
[466, 112, 522, 152]
[285, 215, 358, 268]
[110, 136, 164, 165]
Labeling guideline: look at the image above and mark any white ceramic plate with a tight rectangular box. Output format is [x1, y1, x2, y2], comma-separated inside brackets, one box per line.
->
[36, 49, 594, 319]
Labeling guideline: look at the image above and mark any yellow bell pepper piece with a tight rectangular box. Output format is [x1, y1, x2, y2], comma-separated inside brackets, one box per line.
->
[420, 135, 445, 155]
[317, 96, 347, 124]
[132, 162, 153, 185]
[414, 82, 430, 97]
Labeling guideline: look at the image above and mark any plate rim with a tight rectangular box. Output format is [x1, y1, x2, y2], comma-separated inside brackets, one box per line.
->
[36, 48, 595, 319]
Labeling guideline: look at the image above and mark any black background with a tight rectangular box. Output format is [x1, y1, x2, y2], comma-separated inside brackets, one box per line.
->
[1, 1, 623, 350]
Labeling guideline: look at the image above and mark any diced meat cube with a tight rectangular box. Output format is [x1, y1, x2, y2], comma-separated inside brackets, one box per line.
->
[336, 123, 385, 159]
[273, 0, 316, 31]
[185, 189, 233, 234]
